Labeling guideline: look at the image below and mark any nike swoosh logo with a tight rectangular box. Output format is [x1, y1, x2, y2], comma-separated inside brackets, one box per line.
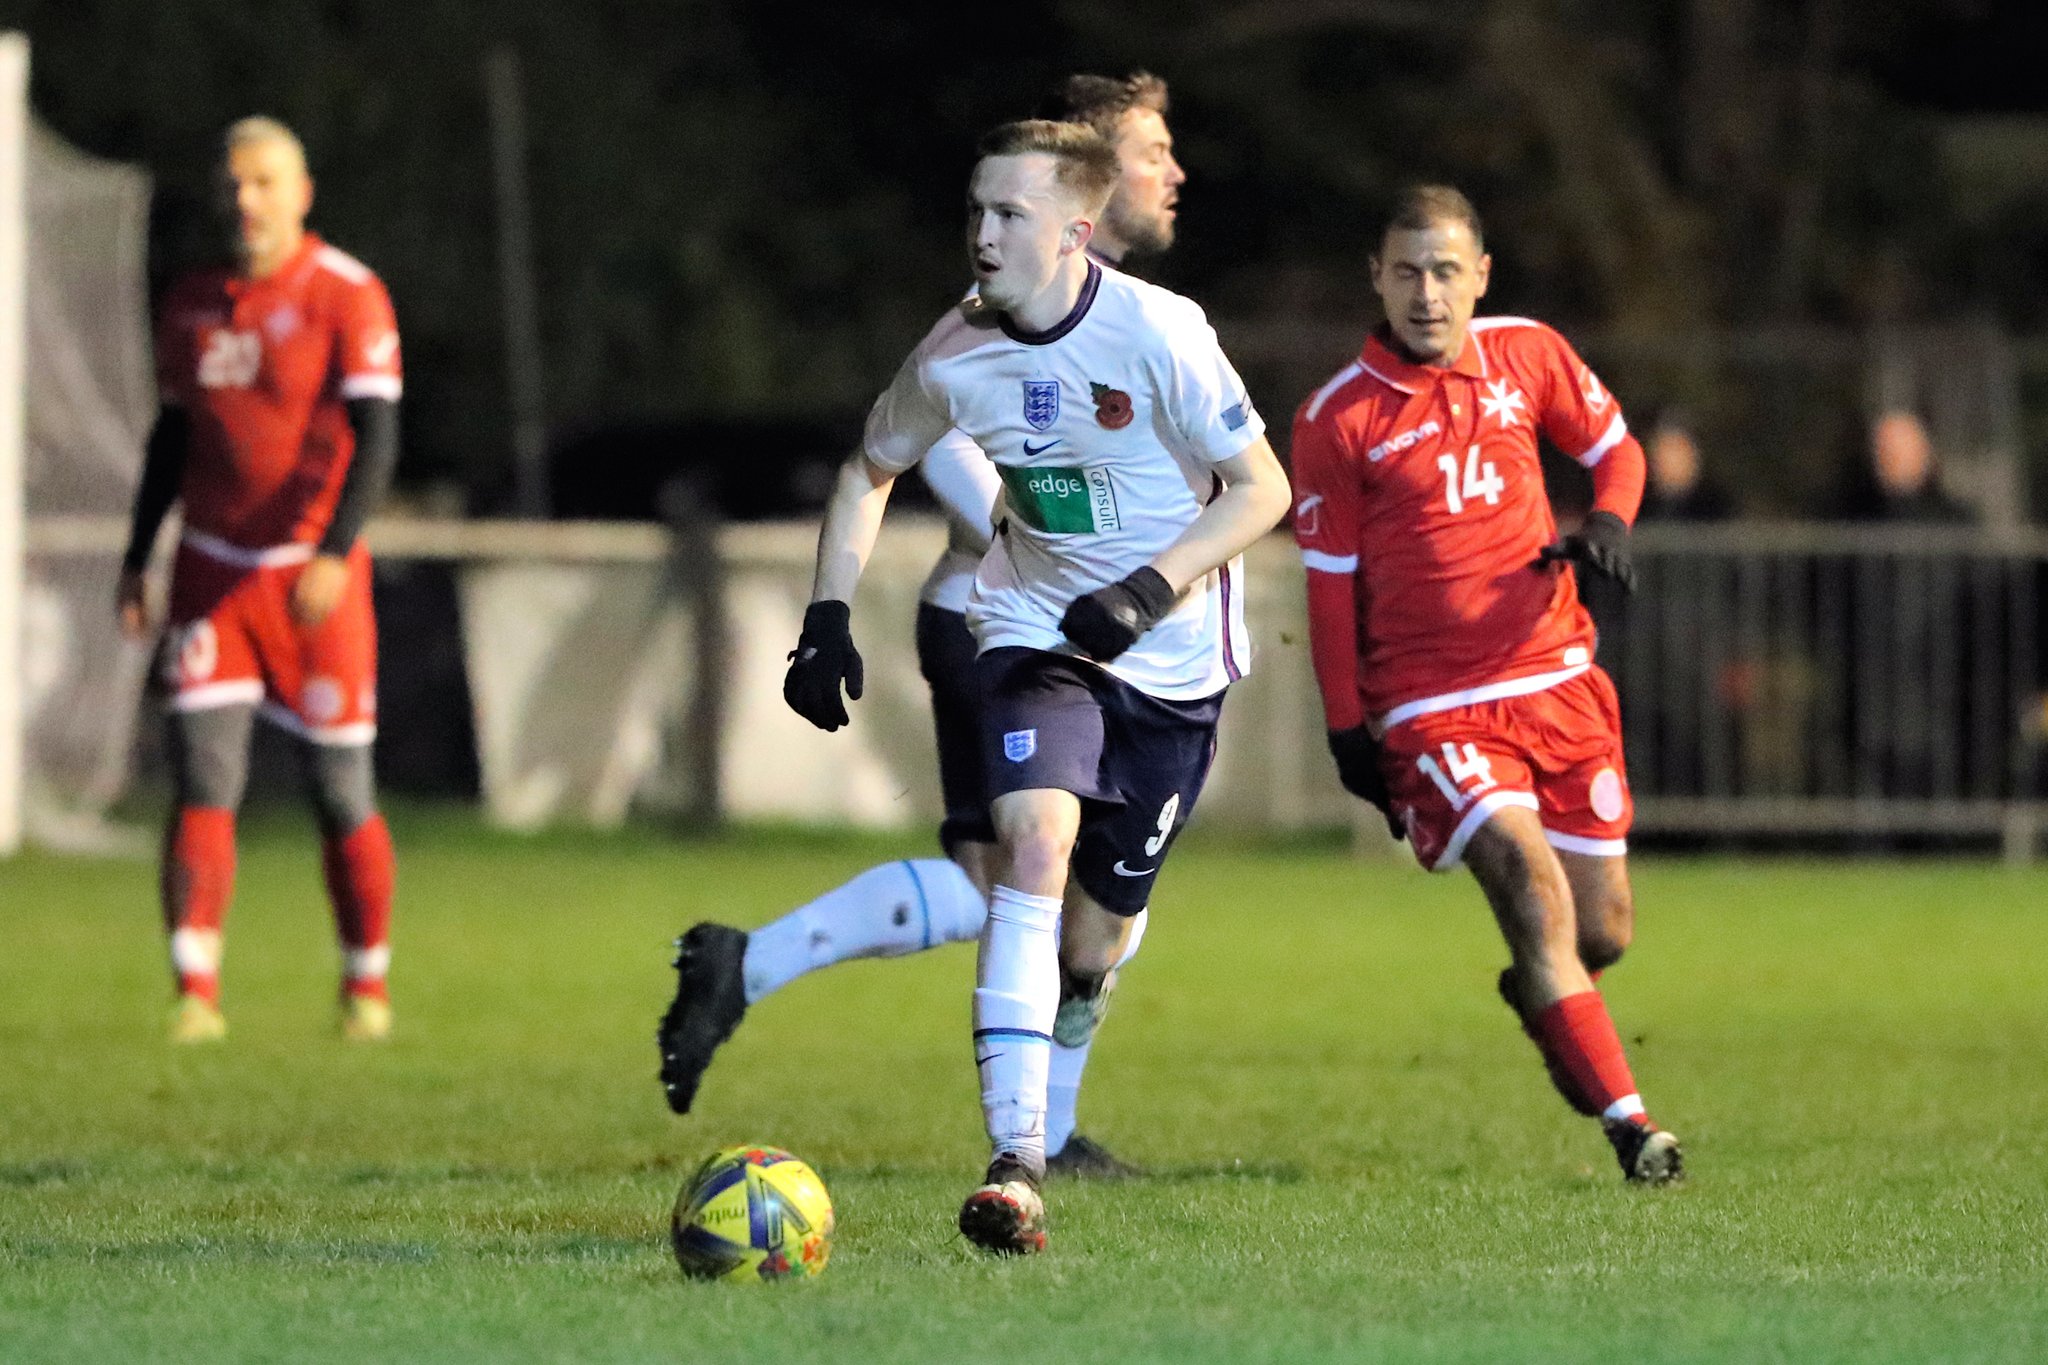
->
[1111, 861, 1155, 878]
[1022, 439, 1063, 456]
[975, 1053, 1003, 1067]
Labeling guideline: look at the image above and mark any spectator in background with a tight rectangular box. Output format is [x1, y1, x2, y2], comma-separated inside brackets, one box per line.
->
[1637, 407, 1735, 523]
[1599, 405, 1733, 798]
[1826, 408, 1974, 812]
[1833, 408, 1973, 524]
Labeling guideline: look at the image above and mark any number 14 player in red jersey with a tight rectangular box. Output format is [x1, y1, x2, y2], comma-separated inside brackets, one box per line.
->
[1291, 185, 1681, 1183]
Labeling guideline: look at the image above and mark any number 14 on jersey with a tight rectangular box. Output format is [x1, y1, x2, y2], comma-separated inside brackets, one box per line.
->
[1436, 444, 1504, 514]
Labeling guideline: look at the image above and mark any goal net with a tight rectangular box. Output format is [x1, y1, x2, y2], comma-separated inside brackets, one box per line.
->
[3, 37, 157, 851]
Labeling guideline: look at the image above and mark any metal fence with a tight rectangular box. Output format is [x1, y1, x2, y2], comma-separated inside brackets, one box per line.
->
[1609, 523, 2046, 857]
[21, 516, 2048, 857]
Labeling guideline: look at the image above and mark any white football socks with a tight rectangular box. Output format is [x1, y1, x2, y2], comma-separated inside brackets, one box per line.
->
[741, 858, 986, 1005]
[973, 885, 1062, 1175]
[1045, 908, 1148, 1157]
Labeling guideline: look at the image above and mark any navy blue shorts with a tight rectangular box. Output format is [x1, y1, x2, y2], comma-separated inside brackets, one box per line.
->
[976, 647, 1223, 916]
[915, 604, 995, 852]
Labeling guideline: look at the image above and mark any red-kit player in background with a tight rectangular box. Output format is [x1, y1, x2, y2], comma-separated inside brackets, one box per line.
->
[117, 118, 404, 1044]
[1291, 184, 1681, 1183]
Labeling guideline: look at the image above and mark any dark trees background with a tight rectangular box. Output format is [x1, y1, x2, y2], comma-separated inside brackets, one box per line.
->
[4, 0, 2043, 513]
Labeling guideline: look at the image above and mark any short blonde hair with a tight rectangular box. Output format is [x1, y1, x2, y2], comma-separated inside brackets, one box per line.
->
[976, 119, 1118, 217]
[223, 116, 307, 171]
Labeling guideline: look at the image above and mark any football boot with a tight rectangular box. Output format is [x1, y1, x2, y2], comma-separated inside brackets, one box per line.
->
[1045, 1133, 1144, 1179]
[169, 993, 227, 1044]
[340, 992, 393, 1042]
[958, 1154, 1048, 1255]
[1605, 1118, 1684, 1185]
[658, 922, 749, 1114]
[1051, 966, 1117, 1049]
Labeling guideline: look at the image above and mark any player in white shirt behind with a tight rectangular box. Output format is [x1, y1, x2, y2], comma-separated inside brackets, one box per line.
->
[659, 75, 1189, 1180]
[784, 119, 1288, 1253]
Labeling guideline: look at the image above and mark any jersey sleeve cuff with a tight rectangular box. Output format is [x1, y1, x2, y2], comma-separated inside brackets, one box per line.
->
[1575, 413, 1628, 467]
[1300, 548, 1358, 573]
[341, 374, 403, 401]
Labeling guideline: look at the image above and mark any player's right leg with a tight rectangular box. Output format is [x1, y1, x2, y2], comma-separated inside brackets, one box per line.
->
[157, 548, 264, 1042]
[1461, 807, 1680, 1183]
[956, 648, 1114, 1253]
[657, 605, 992, 1115]
[959, 784, 1077, 1254]
[161, 700, 255, 1042]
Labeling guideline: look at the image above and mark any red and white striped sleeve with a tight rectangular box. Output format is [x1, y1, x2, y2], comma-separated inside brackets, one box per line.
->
[335, 272, 403, 403]
[1290, 400, 1368, 732]
[1535, 327, 1643, 524]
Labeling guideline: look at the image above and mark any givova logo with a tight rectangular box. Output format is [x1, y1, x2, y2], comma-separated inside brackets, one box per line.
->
[1368, 420, 1440, 463]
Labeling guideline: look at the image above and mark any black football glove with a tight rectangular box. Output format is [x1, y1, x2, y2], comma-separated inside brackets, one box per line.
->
[1537, 510, 1636, 594]
[1059, 567, 1177, 663]
[1327, 724, 1403, 841]
[783, 600, 864, 731]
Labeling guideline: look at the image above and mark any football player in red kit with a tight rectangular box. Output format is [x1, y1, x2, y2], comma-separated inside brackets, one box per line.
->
[117, 117, 403, 1043]
[1291, 184, 1680, 1183]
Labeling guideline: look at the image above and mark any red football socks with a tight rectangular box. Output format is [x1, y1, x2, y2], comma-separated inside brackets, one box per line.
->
[1534, 990, 1648, 1125]
[163, 806, 236, 1000]
[324, 814, 395, 997]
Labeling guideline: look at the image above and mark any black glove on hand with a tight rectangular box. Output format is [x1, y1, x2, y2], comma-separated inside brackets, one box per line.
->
[1327, 725, 1403, 840]
[1059, 567, 1177, 663]
[783, 600, 864, 731]
[1538, 510, 1636, 593]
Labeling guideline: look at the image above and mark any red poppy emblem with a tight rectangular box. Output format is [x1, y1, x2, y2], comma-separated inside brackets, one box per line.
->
[1090, 382, 1134, 430]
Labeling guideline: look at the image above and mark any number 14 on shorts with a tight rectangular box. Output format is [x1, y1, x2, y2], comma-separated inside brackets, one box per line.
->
[1416, 742, 1497, 811]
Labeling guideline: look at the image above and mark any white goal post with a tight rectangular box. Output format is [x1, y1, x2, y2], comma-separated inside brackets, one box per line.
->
[0, 33, 29, 854]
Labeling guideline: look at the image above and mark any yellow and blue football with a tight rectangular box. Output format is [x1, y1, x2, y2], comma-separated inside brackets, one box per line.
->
[670, 1144, 834, 1283]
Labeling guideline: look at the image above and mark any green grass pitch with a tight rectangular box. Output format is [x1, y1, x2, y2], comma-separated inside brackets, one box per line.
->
[2, 808, 2045, 1362]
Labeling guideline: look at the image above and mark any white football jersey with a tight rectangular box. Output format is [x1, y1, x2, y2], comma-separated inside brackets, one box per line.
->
[865, 260, 1264, 699]
[915, 426, 1001, 612]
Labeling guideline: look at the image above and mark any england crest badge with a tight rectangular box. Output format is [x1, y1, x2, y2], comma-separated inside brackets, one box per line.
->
[1022, 380, 1060, 432]
[1003, 728, 1038, 762]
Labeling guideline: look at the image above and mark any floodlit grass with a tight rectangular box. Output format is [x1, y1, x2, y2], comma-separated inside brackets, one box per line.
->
[2, 808, 2044, 1362]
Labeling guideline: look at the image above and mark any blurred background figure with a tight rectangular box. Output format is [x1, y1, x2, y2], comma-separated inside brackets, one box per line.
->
[1637, 407, 1734, 523]
[1820, 408, 1977, 821]
[119, 118, 403, 1043]
[1832, 409, 1974, 524]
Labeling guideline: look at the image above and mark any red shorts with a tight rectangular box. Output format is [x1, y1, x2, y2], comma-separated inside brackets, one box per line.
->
[161, 536, 378, 745]
[1380, 667, 1631, 872]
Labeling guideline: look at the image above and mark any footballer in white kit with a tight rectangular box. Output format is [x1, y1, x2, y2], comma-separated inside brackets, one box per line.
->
[782, 118, 1289, 1254]
[661, 75, 1194, 1181]
[865, 255, 1260, 703]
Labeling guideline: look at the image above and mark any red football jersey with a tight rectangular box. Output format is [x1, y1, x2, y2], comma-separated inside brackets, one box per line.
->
[155, 233, 403, 551]
[1292, 317, 1644, 732]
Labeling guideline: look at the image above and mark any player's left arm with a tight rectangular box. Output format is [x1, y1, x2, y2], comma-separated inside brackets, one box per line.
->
[1148, 436, 1291, 591]
[1061, 310, 1290, 661]
[295, 275, 404, 625]
[290, 397, 400, 627]
[1531, 329, 1646, 591]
